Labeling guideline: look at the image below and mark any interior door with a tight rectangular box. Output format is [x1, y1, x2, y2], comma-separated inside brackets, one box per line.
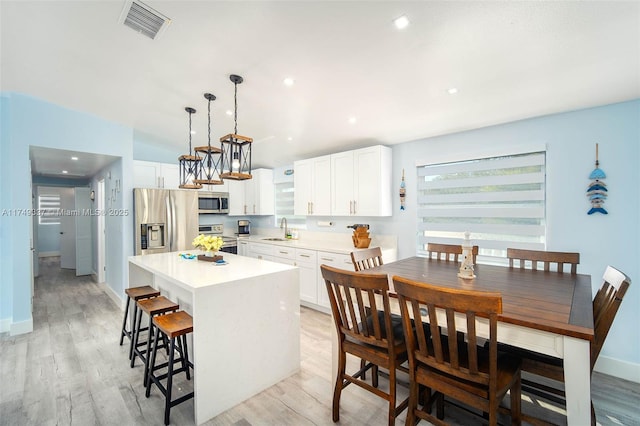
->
[75, 187, 92, 276]
[60, 187, 76, 269]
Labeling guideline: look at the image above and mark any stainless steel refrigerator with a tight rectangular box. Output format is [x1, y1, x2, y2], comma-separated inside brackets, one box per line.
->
[133, 188, 199, 255]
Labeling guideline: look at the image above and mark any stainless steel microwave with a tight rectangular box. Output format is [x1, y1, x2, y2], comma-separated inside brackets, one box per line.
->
[198, 191, 229, 214]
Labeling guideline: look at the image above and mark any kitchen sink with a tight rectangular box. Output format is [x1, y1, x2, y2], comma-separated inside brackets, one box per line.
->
[262, 237, 288, 241]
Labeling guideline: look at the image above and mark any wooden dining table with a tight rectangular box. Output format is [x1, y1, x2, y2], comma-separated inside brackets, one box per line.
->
[332, 256, 594, 425]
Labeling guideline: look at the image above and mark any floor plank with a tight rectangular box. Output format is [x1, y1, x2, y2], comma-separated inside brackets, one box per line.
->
[1, 257, 638, 425]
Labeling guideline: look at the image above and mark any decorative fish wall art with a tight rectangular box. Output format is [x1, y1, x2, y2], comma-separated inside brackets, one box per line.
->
[587, 143, 608, 215]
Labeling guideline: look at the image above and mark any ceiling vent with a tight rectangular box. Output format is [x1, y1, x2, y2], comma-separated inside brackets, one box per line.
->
[119, 1, 171, 40]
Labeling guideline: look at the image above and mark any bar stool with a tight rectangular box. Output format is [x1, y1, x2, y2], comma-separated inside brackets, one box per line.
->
[131, 296, 179, 379]
[145, 310, 194, 426]
[120, 286, 160, 359]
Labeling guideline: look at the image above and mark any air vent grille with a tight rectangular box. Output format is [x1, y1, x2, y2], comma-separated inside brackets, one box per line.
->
[121, 1, 170, 40]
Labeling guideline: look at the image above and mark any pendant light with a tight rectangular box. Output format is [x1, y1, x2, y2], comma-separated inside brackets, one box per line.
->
[178, 107, 203, 189]
[194, 93, 223, 186]
[220, 74, 252, 180]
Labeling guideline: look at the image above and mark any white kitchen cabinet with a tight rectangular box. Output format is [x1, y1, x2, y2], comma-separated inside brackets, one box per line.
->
[294, 155, 331, 216]
[295, 249, 317, 305]
[331, 145, 392, 216]
[133, 160, 180, 189]
[246, 241, 272, 260]
[228, 168, 274, 216]
[316, 250, 353, 309]
[237, 239, 249, 256]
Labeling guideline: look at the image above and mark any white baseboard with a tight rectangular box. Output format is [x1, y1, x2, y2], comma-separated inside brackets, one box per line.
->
[10, 317, 33, 336]
[0, 318, 10, 333]
[38, 251, 60, 258]
[100, 281, 125, 310]
[594, 355, 640, 384]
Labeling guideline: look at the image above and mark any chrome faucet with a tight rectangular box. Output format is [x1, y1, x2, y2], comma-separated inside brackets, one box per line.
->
[280, 217, 288, 238]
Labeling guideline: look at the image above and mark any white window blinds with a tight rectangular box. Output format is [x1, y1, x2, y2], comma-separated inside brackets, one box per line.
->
[38, 194, 61, 225]
[417, 152, 546, 263]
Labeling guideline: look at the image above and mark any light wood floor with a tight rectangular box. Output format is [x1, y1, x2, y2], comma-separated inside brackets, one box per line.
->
[1, 257, 638, 425]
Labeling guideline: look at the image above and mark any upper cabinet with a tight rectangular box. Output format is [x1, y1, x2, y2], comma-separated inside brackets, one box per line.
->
[294, 155, 331, 216]
[133, 160, 180, 189]
[296, 145, 392, 217]
[228, 168, 274, 216]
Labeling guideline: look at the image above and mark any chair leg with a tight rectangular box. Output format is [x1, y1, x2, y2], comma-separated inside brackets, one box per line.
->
[406, 375, 419, 426]
[164, 338, 176, 426]
[387, 365, 397, 426]
[181, 334, 191, 381]
[130, 307, 144, 367]
[360, 358, 366, 380]
[128, 305, 140, 360]
[119, 296, 131, 345]
[145, 327, 160, 398]
[333, 349, 347, 422]
[143, 321, 154, 387]
[372, 364, 379, 388]
[510, 375, 522, 425]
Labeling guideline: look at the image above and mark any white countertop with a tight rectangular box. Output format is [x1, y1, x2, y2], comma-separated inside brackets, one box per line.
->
[128, 251, 297, 290]
[236, 234, 394, 254]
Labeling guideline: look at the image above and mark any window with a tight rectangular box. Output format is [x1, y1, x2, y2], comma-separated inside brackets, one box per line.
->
[38, 194, 61, 225]
[274, 182, 306, 228]
[417, 152, 546, 264]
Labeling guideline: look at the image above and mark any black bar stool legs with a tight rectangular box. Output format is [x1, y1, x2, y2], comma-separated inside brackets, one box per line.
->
[145, 311, 194, 426]
[119, 286, 160, 356]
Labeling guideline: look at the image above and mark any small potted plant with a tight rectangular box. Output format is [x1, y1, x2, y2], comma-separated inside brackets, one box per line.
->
[192, 234, 224, 261]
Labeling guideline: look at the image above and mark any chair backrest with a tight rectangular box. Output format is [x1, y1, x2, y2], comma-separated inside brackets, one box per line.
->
[393, 276, 503, 391]
[591, 265, 631, 370]
[350, 246, 383, 272]
[427, 243, 479, 263]
[507, 248, 579, 274]
[321, 264, 395, 351]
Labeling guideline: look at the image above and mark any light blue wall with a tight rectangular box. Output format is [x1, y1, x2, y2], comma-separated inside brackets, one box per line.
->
[390, 100, 640, 367]
[133, 130, 181, 163]
[0, 93, 134, 332]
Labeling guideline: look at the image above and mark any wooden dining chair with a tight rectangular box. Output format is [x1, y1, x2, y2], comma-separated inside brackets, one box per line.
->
[515, 265, 630, 425]
[427, 243, 478, 263]
[350, 246, 384, 271]
[506, 248, 579, 274]
[320, 264, 409, 426]
[393, 276, 522, 426]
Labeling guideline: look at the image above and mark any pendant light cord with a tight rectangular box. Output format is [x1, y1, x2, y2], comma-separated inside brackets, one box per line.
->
[188, 110, 193, 155]
[208, 97, 212, 148]
[234, 80, 238, 135]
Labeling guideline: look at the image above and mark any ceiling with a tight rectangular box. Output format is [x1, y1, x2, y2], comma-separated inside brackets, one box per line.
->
[3, 1, 639, 178]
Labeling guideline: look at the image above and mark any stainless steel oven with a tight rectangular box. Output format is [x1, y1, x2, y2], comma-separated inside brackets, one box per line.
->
[198, 224, 237, 254]
[198, 191, 229, 214]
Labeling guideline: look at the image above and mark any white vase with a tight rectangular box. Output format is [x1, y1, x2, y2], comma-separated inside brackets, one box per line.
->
[204, 251, 214, 257]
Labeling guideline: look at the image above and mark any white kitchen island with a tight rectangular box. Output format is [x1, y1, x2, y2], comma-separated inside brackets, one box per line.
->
[128, 251, 300, 425]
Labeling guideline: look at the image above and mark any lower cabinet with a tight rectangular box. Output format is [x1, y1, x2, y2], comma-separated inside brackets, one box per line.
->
[295, 249, 318, 305]
[316, 251, 353, 309]
[243, 242, 354, 313]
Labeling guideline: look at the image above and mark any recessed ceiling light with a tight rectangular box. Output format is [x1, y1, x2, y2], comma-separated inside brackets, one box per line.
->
[190, 130, 196, 135]
[348, 117, 357, 124]
[287, 137, 293, 141]
[226, 110, 233, 116]
[394, 15, 410, 30]
[283, 77, 294, 86]
[448, 88, 458, 95]
[62, 170, 68, 174]
[71, 156, 78, 161]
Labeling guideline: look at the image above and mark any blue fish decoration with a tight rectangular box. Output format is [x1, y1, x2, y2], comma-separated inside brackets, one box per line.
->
[588, 207, 608, 215]
[587, 144, 608, 215]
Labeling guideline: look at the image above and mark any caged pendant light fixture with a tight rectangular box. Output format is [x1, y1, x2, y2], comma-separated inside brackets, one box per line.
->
[194, 93, 224, 186]
[220, 74, 253, 180]
[178, 107, 203, 189]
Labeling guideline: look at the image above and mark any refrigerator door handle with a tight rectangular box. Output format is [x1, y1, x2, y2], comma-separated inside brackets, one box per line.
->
[166, 195, 173, 252]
